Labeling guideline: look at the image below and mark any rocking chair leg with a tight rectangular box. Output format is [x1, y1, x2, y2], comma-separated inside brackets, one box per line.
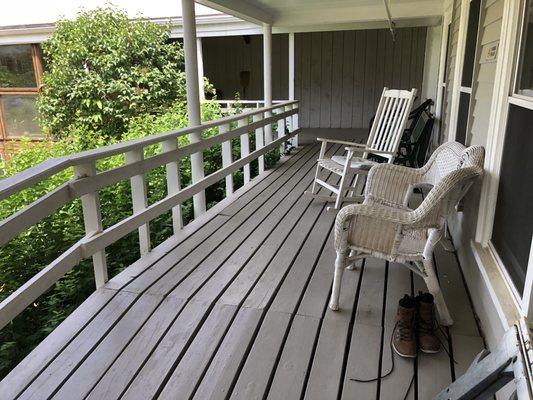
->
[310, 166, 322, 195]
[330, 251, 346, 311]
[422, 257, 454, 326]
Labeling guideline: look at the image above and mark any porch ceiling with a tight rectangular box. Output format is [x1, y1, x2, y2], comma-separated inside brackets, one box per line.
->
[197, 0, 443, 32]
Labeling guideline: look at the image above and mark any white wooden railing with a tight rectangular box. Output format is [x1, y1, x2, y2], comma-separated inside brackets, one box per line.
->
[0, 100, 299, 330]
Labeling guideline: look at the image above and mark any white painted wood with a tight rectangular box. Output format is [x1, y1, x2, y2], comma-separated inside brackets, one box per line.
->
[0, 240, 83, 331]
[197, 37, 205, 101]
[292, 102, 299, 147]
[182, 0, 206, 218]
[81, 130, 300, 259]
[238, 117, 251, 184]
[220, 123, 234, 195]
[253, 114, 265, 174]
[0, 101, 298, 329]
[162, 139, 183, 233]
[264, 24, 273, 145]
[475, 0, 521, 244]
[0, 102, 298, 202]
[74, 163, 108, 288]
[125, 149, 151, 256]
[0, 183, 72, 247]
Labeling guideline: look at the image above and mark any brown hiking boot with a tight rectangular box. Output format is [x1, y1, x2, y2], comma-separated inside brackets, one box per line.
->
[416, 292, 441, 354]
[393, 295, 417, 358]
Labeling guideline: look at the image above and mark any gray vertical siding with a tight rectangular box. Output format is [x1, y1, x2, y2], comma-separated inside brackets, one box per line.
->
[202, 34, 288, 101]
[295, 27, 427, 129]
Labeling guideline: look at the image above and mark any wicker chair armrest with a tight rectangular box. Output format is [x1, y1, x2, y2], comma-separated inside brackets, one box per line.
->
[365, 163, 424, 207]
[336, 204, 413, 227]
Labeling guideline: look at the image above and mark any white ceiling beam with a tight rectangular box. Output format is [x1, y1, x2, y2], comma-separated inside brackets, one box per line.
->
[195, 0, 274, 25]
[272, 0, 443, 29]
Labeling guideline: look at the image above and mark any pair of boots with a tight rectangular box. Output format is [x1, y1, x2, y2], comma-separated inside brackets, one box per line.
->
[393, 292, 440, 358]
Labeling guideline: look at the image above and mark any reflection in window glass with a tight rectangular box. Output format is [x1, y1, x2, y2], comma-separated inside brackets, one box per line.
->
[517, 0, 533, 97]
[2, 95, 41, 138]
[0, 45, 36, 88]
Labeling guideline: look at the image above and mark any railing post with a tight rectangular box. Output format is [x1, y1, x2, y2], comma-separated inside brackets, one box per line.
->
[253, 113, 265, 174]
[292, 103, 299, 147]
[276, 107, 285, 154]
[74, 162, 108, 288]
[220, 123, 233, 196]
[182, 0, 206, 218]
[263, 24, 273, 145]
[162, 139, 183, 233]
[125, 149, 151, 256]
[238, 117, 251, 184]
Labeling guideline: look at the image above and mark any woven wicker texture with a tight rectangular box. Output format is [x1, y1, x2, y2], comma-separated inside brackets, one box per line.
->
[334, 142, 485, 263]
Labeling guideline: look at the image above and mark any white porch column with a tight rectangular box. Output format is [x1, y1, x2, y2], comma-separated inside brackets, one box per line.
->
[288, 32, 298, 147]
[197, 37, 205, 101]
[182, 0, 206, 217]
[263, 23, 273, 144]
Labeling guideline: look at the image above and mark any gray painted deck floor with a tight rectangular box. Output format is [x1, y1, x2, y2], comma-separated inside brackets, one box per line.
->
[1, 144, 485, 400]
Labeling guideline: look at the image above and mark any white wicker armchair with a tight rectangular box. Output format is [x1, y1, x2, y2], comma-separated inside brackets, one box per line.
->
[329, 142, 485, 326]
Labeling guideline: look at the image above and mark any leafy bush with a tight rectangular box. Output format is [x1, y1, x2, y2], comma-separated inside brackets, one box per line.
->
[37, 7, 187, 139]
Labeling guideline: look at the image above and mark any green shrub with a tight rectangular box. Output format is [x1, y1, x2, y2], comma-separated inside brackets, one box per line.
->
[37, 7, 187, 140]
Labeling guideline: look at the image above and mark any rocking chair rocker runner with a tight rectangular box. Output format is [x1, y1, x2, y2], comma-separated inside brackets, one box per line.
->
[329, 142, 485, 327]
[305, 87, 417, 210]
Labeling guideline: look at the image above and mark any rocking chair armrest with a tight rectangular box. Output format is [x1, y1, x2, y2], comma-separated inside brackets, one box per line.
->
[316, 138, 367, 148]
[345, 146, 395, 155]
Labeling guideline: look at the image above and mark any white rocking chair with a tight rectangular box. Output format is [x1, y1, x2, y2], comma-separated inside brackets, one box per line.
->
[329, 142, 485, 326]
[305, 87, 417, 210]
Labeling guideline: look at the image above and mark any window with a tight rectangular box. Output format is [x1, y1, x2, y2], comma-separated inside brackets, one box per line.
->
[0, 45, 37, 88]
[489, 0, 533, 306]
[1, 95, 40, 138]
[492, 104, 533, 294]
[455, 0, 481, 145]
[0, 44, 43, 156]
[516, 0, 533, 97]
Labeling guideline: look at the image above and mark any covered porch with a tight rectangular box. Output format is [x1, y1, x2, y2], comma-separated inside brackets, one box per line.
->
[0, 144, 483, 400]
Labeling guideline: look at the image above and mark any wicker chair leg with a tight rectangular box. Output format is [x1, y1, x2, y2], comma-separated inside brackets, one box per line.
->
[422, 257, 454, 326]
[330, 250, 347, 311]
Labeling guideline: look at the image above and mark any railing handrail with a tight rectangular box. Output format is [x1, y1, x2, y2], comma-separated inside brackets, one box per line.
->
[0, 100, 299, 330]
[0, 100, 298, 201]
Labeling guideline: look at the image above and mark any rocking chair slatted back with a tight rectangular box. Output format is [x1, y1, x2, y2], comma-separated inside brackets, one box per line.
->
[366, 88, 417, 161]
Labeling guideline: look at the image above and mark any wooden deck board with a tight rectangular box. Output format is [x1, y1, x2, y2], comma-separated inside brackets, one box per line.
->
[1, 145, 484, 400]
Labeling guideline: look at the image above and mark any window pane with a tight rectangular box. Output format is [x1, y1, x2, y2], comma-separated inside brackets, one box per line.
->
[517, 0, 533, 97]
[461, 0, 481, 87]
[2, 95, 41, 138]
[0, 45, 36, 88]
[492, 104, 533, 294]
[455, 91, 470, 145]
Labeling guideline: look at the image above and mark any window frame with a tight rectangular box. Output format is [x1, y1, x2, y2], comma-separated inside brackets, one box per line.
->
[0, 43, 44, 158]
[475, 0, 533, 319]
[448, 0, 484, 144]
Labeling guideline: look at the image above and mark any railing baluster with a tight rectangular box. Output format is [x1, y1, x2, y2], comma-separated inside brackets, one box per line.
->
[292, 103, 299, 147]
[125, 149, 151, 256]
[162, 139, 183, 233]
[73, 162, 108, 288]
[238, 117, 251, 184]
[253, 113, 265, 174]
[220, 123, 233, 196]
[276, 107, 286, 154]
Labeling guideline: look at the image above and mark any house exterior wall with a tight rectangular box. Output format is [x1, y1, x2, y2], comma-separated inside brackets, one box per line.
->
[294, 27, 427, 129]
[443, 3, 515, 396]
[202, 34, 289, 101]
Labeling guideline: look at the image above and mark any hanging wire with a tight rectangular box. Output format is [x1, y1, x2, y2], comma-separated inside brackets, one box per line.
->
[383, 0, 397, 41]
